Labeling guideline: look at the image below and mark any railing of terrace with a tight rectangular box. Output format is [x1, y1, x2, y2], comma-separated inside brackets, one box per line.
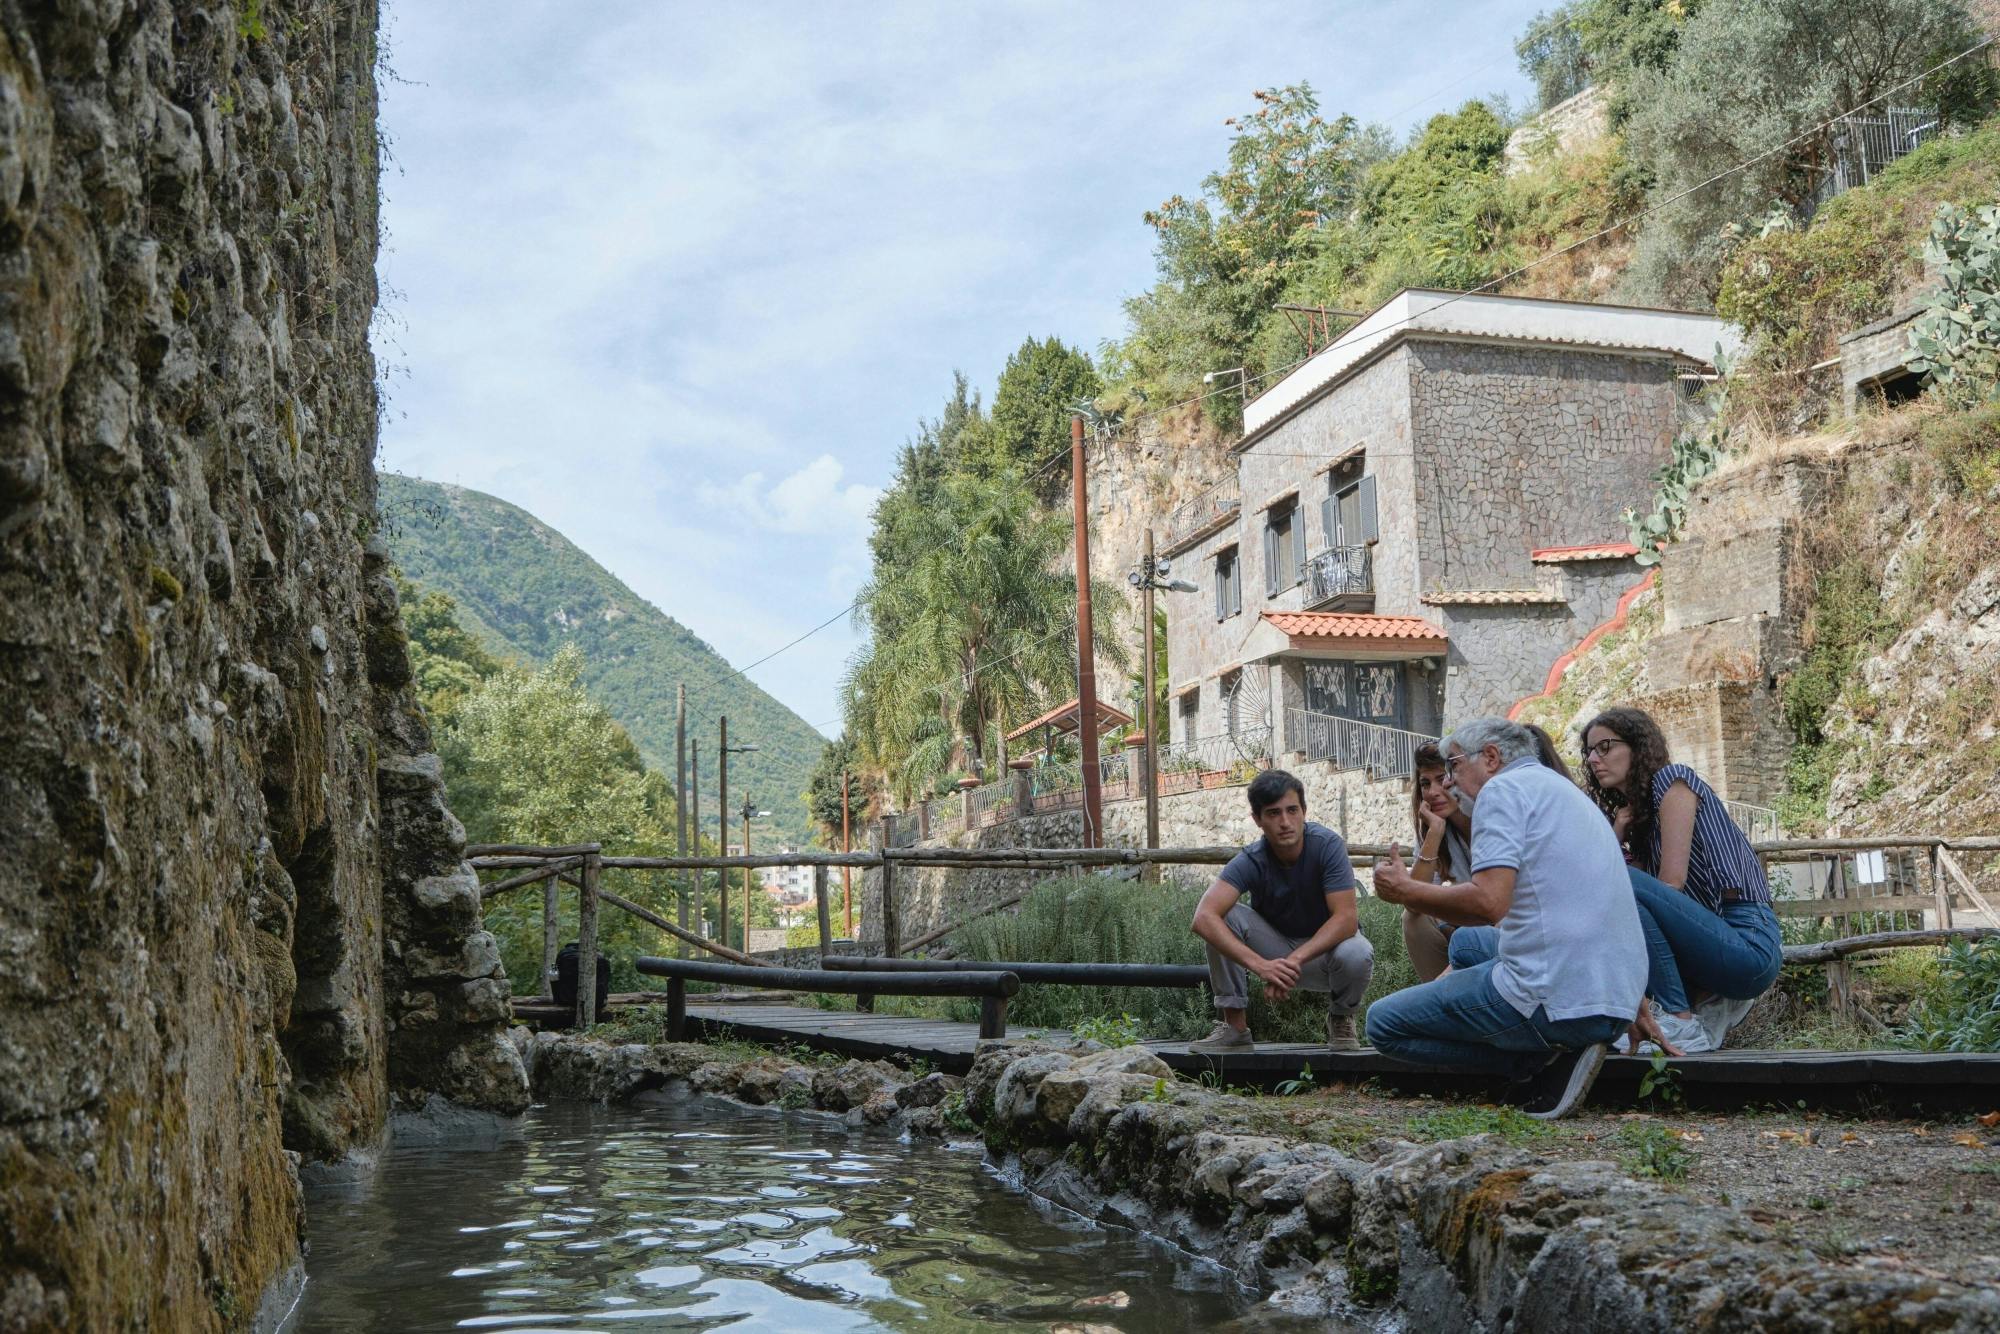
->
[1153, 728, 1274, 796]
[969, 780, 1016, 830]
[1163, 479, 1241, 549]
[1303, 544, 1372, 607]
[1029, 758, 1084, 812]
[1724, 799, 1781, 846]
[1286, 708, 1432, 780]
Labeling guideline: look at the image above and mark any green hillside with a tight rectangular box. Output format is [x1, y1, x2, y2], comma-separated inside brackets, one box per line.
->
[377, 473, 826, 845]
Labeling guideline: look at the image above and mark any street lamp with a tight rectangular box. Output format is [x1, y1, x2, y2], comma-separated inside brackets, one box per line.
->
[717, 717, 759, 947]
[1131, 531, 1199, 870]
[739, 796, 770, 953]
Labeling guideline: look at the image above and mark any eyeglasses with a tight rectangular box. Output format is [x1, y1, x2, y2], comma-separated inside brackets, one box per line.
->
[1443, 752, 1473, 773]
[1582, 738, 1627, 760]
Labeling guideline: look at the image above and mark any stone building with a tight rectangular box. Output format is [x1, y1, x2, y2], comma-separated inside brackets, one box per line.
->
[1161, 290, 1739, 764]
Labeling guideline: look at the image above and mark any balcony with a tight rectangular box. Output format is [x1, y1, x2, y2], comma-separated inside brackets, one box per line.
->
[1162, 480, 1240, 553]
[1285, 708, 1430, 779]
[1303, 545, 1372, 609]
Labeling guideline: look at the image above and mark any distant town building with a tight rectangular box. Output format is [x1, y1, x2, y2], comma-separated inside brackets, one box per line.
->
[1161, 288, 1739, 765]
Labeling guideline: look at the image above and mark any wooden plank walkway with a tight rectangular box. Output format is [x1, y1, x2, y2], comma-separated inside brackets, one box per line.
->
[685, 1001, 2000, 1112]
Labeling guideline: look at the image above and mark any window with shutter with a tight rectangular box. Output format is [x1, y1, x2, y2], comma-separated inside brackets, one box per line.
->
[1321, 494, 1337, 548]
[1357, 475, 1379, 543]
[1214, 547, 1240, 620]
[1290, 513, 1306, 581]
[1262, 523, 1278, 596]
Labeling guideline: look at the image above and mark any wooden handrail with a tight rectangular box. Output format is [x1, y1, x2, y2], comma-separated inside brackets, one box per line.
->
[635, 955, 1020, 1039]
[824, 956, 1207, 988]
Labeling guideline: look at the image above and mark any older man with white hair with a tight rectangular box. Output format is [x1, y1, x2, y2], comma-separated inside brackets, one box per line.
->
[1367, 717, 1647, 1119]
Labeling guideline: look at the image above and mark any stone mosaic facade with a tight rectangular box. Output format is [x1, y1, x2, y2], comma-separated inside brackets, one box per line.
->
[1166, 323, 1702, 747]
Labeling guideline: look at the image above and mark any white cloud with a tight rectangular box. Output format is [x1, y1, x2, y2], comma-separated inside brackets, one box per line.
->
[374, 0, 1541, 730]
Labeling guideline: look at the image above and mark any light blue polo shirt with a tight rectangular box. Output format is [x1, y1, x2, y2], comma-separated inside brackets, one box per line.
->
[1469, 757, 1647, 1022]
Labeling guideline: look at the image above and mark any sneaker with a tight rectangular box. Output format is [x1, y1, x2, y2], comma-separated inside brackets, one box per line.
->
[1646, 1002, 1716, 1056]
[1695, 994, 1757, 1050]
[1326, 1011, 1361, 1051]
[1188, 1021, 1254, 1053]
[1517, 1043, 1609, 1121]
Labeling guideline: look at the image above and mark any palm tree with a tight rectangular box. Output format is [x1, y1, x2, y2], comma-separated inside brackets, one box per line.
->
[846, 460, 1126, 804]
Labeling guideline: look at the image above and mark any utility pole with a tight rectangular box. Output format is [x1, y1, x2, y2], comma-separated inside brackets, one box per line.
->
[1142, 526, 1161, 862]
[1072, 413, 1103, 848]
[718, 716, 729, 950]
[740, 796, 755, 954]
[690, 739, 701, 936]
[840, 770, 853, 938]
[718, 718, 758, 951]
[675, 685, 687, 955]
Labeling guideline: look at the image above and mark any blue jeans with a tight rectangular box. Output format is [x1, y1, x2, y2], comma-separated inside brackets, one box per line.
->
[1447, 873, 1783, 1014]
[1627, 869, 1782, 1012]
[1364, 961, 1630, 1078]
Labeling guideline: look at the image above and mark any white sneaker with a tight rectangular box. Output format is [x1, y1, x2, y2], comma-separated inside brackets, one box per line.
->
[1637, 1002, 1715, 1056]
[1695, 994, 1757, 1049]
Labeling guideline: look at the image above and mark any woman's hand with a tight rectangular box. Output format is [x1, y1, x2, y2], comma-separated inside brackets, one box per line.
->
[1417, 803, 1446, 840]
[1610, 804, 1633, 845]
[1628, 1005, 1684, 1058]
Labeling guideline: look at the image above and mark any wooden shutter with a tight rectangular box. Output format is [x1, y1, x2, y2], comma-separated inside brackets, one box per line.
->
[1357, 475, 1379, 543]
[1214, 553, 1227, 621]
[1321, 494, 1337, 548]
[1290, 512, 1307, 583]
[1263, 522, 1278, 596]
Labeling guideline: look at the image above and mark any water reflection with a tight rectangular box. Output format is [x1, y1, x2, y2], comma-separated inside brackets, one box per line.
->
[288, 1088, 1329, 1331]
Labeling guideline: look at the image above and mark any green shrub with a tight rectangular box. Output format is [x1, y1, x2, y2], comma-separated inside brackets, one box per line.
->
[950, 874, 1414, 1042]
[1910, 202, 2000, 408]
[1923, 400, 2000, 494]
[1901, 938, 2000, 1052]
[1072, 1013, 1142, 1048]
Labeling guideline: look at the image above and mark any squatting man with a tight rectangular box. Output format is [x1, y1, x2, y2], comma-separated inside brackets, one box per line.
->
[1188, 770, 1375, 1053]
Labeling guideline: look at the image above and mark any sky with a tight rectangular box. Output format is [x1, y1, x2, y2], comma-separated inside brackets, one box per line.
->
[373, 1, 1542, 736]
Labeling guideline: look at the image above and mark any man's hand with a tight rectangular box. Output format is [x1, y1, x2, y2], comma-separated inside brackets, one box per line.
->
[1254, 954, 1301, 1001]
[1373, 843, 1414, 904]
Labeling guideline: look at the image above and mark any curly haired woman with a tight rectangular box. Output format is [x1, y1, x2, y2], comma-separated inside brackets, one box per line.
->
[1581, 706, 1781, 1054]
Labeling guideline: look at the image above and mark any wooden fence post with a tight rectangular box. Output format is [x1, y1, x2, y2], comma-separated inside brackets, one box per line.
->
[881, 858, 900, 958]
[578, 850, 602, 1028]
[1931, 845, 1954, 930]
[814, 864, 832, 958]
[1827, 855, 1852, 1018]
[541, 875, 559, 1000]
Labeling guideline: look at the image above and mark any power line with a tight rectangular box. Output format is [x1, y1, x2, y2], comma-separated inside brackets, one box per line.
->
[663, 34, 1998, 737]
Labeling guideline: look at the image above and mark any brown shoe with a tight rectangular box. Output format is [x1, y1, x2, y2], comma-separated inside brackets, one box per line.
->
[1325, 1011, 1360, 1051]
[1189, 1020, 1254, 1053]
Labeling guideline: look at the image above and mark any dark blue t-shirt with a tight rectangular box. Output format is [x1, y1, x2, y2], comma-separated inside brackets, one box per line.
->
[1218, 822, 1357, 938]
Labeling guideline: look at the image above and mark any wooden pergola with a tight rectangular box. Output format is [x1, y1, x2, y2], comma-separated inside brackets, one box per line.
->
[1005, 697, 1135, 759]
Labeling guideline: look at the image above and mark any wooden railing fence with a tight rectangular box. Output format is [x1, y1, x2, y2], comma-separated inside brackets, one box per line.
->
[468, 835, 2000, 1028]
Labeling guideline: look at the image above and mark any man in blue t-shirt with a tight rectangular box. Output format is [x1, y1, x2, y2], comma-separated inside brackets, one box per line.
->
[1189, 770, 1375, 1052]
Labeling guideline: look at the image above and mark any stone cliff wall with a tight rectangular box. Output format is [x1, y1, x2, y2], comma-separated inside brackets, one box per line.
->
[0, 4, 523, 1327]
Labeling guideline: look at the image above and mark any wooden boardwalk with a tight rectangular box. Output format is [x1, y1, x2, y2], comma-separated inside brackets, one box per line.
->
[685, 1001, 2000, 1112]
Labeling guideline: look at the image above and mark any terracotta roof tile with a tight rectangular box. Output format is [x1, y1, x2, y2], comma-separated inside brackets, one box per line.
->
[1004, 697, 1135, 743]
[1261, 611, 1448, 647]
[1530, 542, 1639, 563]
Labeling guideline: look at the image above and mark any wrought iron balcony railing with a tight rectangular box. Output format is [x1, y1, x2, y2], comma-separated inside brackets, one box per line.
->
[1303, 544, 1372, 606]
[1163, 480, 1241, 550]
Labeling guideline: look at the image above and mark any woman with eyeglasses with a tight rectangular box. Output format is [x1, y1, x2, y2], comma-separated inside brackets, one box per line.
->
[1403, 743, 1472, 980]
[1581, 706, 1781, 1054]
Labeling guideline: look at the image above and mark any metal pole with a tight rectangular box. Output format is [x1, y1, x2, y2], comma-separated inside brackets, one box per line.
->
[841, 770, 853, 937]
[718, 716, 729, 950]
[676, 684, 688, 955]
[1072, 414, 1104, 848]
[742, 805, 752, 954]
[577, 850, 601, 1028]
[690, 740, 701, 937]
[1143, 526, 1160, 865]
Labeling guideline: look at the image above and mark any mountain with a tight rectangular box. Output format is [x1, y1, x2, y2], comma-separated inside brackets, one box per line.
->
[377, 473, 827, 846]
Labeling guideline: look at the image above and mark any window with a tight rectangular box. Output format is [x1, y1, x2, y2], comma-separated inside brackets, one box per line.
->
[1264, 503, 1305, 595]
[1214, 546, 1241, 620]
[1178, 691, 1200, 743]
[1321, 471, 1379, 550]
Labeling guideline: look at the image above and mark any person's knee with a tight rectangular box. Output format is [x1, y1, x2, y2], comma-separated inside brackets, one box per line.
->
[1363, 989, 1412, 1048]
[1446, 929, 1490, 971]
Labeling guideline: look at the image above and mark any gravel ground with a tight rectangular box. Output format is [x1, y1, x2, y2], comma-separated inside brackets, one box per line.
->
[1227, 1083, 2000, 1285]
